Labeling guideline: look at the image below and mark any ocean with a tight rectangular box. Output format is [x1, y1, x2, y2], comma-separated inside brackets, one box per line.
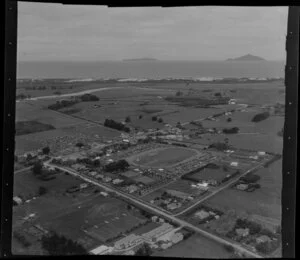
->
[17, 60, 285, 79]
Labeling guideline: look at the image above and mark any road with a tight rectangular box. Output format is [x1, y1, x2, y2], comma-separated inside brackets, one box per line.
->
[14, 166, 32, 174]
[45, 161, 262, 258]
[173, 161, 265, 217]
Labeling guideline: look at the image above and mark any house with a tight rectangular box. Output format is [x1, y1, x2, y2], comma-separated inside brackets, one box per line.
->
[127, 185, 138, 193]
[230, 162, 239, 167]
[103, 177, 112, 183]
[80, 183, 88, 189]
[112, 179, 124, 185]
[89, 171, 97, 176]
[151, 216, 158, 222]
[256, 235, 271, 244]
[100, 192, 108, 197]
[167, 203, 179, 211]
[13, 196, 22, 205]
[236, 183, 248, 190]
[258, 151, 266, 156]
[195, 210, 210, 220]
[235, 228, 249, 237]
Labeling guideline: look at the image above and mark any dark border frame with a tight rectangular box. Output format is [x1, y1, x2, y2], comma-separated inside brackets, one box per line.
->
[1, 1, 298, 258]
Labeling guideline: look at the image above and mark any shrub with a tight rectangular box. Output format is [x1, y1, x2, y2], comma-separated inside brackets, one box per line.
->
[252, 112, 270, 122]
[222, 127, 239, 134]
[158, 118, 163, 123]
[152, 116, 158, 121]
[32, 161, 43, 176]
[42, 146, 50, 155]
[38, 186, 47, 196]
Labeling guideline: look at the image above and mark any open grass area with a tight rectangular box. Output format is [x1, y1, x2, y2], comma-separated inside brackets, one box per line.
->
[13, 170, 83, 199]
[153, 234, 233, 258]
[131, 147, 197, 168]
[15, 120, 56, 136]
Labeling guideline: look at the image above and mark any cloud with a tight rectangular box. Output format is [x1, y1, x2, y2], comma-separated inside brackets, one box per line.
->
[17, 3, 288, 61]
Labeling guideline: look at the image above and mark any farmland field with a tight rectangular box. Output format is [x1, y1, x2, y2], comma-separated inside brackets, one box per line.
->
[204, 159, 282, 221]
[153, 234, 233, 258]
[129, 147, 198, 167]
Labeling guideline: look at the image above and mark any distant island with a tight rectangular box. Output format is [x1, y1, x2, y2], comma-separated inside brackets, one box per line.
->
[226, 54, 265, 61]
[122, 58, 158, 62]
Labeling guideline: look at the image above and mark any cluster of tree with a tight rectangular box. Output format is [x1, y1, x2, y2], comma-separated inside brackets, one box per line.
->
[235, 218, 262, 235]
[13, 231, 31, 247]
[135, 243, 153, 256]
[263, 154, 281, 168]
[16, 93, 31, 100]
[222, 127, 239, 134]
[227, 117, 232, 122]
[53, 91, 62, 95]
[221, 170, 240, 183]
[223, 244, 235, 253]
[277, 127, 284, 137]
[41, 231, 87, 255]
[214, 92, 222, 97]
[152, 116, 158, 121]
[42, 146, 50, 155]
[208, 142, 231, 151]
[125, 116, 131, 123]
[104, 159, 129, 172]
[251, 112, 270, 122]
[76, 157, 100, 167]
[175, 91, 183, 96]
[104, 119, 130, 132]
[138, 114, 143, 119]
[239, 173, 261, 183]
[48, 99, 79, 110]
[80, 93, 99, 102]
[32, 161, 56, 181]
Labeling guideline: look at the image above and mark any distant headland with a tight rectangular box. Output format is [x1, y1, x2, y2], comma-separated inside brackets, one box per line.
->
[122, 58, 158, 62]
[226, 54, 266, 61]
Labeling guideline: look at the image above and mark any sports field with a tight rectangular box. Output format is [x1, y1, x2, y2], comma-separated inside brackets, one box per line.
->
[130, 147, 197, 168]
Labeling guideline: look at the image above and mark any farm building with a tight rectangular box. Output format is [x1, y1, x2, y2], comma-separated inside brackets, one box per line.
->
[142, 223, 174, 243]
[90, 245, 114, 255]
[114, 234, 143, 250]
[170, 232, 184, 243]
[258, 151, 266, 156]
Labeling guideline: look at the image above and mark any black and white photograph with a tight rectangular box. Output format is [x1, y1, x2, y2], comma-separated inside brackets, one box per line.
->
[3, 2, 296, 258]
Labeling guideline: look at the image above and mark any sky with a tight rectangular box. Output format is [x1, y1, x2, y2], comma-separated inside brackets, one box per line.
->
[17, 3, 288, 61]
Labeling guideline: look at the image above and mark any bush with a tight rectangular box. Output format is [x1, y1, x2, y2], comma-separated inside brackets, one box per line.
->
[42, 146, 50, 155]
[104, 119, 130, 132]
[224, 244, 234, 253]
[32, 161, 43, 176]
[158, 118, 163, 123]
[152, 116, 158, 121]
[222, 127, 239, 134]
[104, 159, 130, 173]
[138, 115, 143, 119]
[227, 117, 232, 122]
[125, 116, 131, 123]
[38, 186, 47, 196]
[252, 112, 270, 122]
[80, 93, 99, 102]
[41, 231, 87, 255]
